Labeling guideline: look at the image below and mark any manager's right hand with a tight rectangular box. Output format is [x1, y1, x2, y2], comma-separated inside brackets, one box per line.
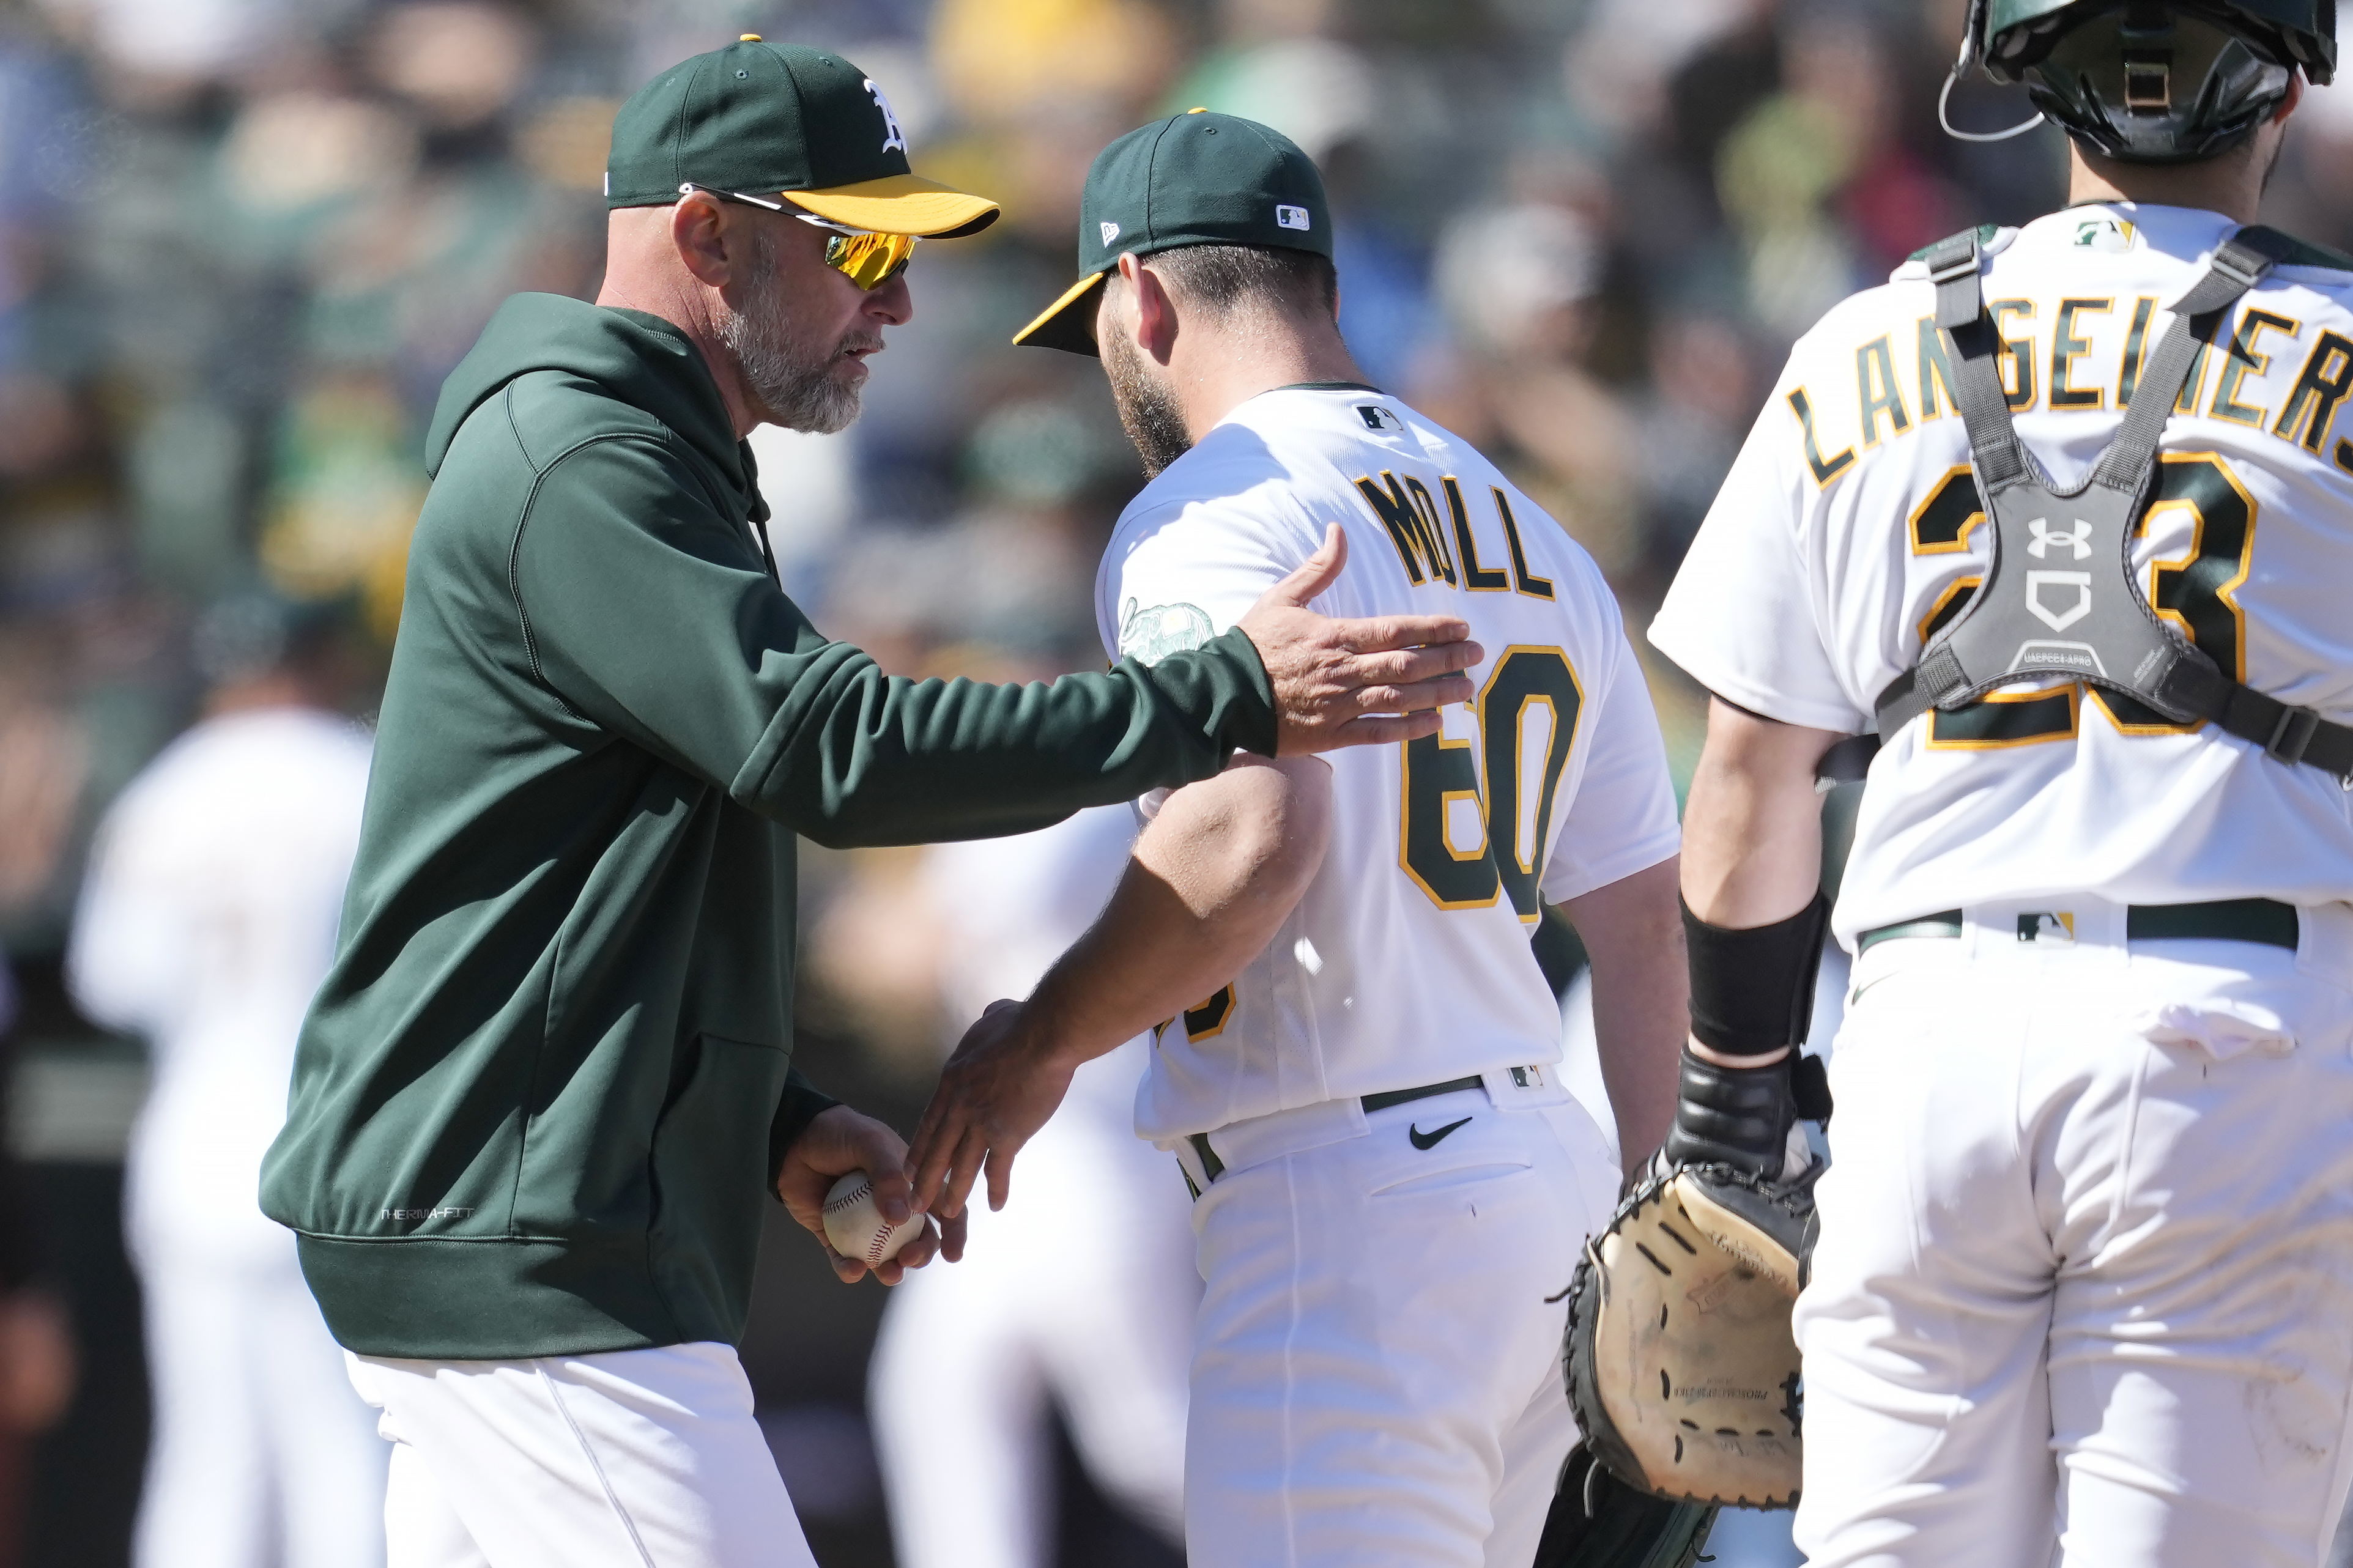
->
[1237, 525, 1482, 753]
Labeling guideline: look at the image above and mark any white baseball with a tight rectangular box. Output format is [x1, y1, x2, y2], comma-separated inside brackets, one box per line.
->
[821, 1172, 922, 1267]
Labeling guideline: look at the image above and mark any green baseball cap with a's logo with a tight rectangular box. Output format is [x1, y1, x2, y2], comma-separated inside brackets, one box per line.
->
[1013, 109, 1332, 355]
[606, 35, 998, 239]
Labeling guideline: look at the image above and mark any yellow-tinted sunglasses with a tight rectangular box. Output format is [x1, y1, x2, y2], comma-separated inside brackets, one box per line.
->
[678, 183, 919, 290]
[809, 224, 919, 290]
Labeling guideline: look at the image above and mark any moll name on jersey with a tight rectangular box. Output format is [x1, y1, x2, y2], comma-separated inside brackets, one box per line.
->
[1786, 303, 2353, 486]
[1350, 470, 1555, 599]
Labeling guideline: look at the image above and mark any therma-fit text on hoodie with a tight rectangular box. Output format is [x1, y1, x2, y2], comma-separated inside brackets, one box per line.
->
[1649, 205, 2353, 945]
[1097, 385, 1681, 1144]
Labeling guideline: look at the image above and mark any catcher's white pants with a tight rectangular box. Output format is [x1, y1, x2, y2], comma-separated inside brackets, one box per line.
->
[346, 1341, 816, 1568]
[1176, 1082, 1620, 1568]
[1795, 911, 2353, 1568]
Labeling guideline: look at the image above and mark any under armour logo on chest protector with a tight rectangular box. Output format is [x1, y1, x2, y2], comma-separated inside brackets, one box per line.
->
[2026, 517, 2094, 560]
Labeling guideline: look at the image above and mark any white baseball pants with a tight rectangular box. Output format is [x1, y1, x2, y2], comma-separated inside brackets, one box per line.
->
[1795, 917, 2353, 1568]
[135, 1259, 387, 1568]
[1178, 1082, 1620, 1568]
[346, 1341, 815, 1568]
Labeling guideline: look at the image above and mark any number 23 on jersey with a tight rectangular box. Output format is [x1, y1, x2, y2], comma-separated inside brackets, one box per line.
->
[1909, 449, 2256, 747]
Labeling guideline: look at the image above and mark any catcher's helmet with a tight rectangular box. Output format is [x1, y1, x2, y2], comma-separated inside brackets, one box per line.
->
[1947, 0, 2335, 161]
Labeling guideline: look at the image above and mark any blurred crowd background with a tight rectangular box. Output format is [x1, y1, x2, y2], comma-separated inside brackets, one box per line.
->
[0, 0, 2348, 1563]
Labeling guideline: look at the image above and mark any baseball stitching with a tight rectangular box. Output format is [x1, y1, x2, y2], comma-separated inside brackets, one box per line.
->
[826, 1176, 896, 1263]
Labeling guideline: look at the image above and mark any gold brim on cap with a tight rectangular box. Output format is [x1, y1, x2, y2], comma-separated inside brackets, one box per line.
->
[1012, 269, 1108, 355]
[786, 173, 1000, 238]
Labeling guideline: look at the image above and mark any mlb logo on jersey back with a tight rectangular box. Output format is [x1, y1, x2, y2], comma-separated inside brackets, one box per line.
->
[1358, 404, 1405, 433]
[2017, 912, 2076, 944]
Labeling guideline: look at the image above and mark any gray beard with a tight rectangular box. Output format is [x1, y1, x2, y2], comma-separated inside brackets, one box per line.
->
[1103, 324, 1193, 478]
[719, 232, 866, 435]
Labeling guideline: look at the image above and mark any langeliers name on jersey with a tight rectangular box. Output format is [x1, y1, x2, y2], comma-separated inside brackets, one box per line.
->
[1785, 301, 2353, 486]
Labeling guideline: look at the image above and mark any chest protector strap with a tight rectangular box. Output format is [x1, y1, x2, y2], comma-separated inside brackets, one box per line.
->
[1871, 226, 2353, 783]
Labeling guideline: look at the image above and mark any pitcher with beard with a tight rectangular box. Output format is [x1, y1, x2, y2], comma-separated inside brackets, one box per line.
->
[908, 112, 1692, 1568]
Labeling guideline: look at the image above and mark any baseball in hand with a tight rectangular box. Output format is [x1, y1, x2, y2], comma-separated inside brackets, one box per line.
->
[822, 1172, 922, 1267]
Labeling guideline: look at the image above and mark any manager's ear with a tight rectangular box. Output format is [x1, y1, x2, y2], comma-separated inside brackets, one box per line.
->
[1119, 252, 1180, 366]
[671, 191, 735, 289]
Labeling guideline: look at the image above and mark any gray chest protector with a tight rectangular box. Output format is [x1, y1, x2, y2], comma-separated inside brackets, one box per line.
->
[1866, 226, 2353, 784]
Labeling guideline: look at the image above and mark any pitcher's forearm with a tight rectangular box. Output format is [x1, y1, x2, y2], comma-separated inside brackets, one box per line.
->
[1562, 859, 1688, 1169]
[1026, 753, 1332, 1062]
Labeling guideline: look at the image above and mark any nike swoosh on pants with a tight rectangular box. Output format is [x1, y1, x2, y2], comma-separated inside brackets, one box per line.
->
[1409, 1117, 1472, 1150]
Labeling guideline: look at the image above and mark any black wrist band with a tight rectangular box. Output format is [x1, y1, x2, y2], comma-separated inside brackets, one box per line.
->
[1681, 892, 1830, 1057]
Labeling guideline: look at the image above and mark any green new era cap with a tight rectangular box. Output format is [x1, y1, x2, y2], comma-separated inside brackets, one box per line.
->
[1013, 109, 1332, 355]
[607, 35, 998, 238]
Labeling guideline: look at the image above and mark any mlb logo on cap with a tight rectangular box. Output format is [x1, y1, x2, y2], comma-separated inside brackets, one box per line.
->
[1276, 204, 1311, 230]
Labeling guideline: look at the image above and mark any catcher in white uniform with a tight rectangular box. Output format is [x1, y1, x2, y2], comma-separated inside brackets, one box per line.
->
[1642, 0, 2353, 1561]
[908, 112, 1691, 1567]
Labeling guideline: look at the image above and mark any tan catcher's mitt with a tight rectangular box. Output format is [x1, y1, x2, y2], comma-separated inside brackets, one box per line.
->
[1562, 1161, 1818, 1509]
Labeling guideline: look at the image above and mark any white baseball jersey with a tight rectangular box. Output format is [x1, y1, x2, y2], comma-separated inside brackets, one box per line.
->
[1650, 202, 2353, 942]
[1095, 384, 1681, 1144]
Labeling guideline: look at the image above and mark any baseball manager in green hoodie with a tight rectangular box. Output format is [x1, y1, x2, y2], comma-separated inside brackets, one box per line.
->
[257, 35, 1478, 1568]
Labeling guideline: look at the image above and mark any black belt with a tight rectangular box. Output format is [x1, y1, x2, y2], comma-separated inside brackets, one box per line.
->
[1184, 1073, 1492, 1186]
[1857, 898, 2300, 954]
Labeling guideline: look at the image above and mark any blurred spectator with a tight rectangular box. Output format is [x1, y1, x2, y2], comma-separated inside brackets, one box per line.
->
[869, 807, 1196, 1568]
[1418, 201, 1645, 576]
[0, 939, 75, 1568]
[1714, 21, 1961, 336]
[1561, 0, 1752, 144]
[35, 0, 357, 87]
[931, 0, 1177, 127]
[0, 637, 90, 932]
[1632, 314, 1759, 571]
[66, 591, 384, 1568]
[1170, 35, 1437, 387]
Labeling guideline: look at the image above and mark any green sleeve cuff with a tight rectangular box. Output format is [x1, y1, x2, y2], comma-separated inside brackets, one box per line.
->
[766, 1065, 841, 1199]
[1151, 624, 1278, 760]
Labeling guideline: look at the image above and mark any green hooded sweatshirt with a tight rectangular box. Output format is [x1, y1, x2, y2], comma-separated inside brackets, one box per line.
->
[259, 294, 1276, 1359]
